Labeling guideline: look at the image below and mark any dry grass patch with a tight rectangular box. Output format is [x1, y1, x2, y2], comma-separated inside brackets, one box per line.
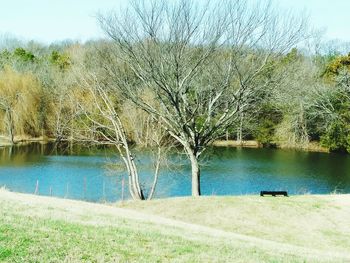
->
[121, 194, 350, 253]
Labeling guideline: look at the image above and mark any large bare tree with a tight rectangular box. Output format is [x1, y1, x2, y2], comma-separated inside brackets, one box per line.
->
[97, 0, 308, 196]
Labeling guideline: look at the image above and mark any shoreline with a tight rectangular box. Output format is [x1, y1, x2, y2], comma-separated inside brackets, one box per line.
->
[0, 136, 56, 148]
[212, 140, 329, 153]
[1, 187, 349, 204]
[0, 137, 330, 154]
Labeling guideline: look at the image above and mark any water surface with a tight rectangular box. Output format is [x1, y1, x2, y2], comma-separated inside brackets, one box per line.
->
[0, 143, 350, 202]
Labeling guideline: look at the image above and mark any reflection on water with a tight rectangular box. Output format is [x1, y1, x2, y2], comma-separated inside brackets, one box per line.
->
[1, 143, 350, 202]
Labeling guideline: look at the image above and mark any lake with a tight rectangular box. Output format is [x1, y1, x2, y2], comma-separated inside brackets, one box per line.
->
[1, 143, 350, 202]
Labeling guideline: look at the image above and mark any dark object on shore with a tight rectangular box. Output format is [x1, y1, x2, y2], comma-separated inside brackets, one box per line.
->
[260, 191, 288, 197]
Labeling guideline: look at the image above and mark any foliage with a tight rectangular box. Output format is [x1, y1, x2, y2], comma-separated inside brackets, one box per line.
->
[320, 120, 350, 153]
[13, 48, 35, 62]
[49, 50, 71, 70]
[0, 30, 350, 157]
[319, 92, 350, 153]
[253, 104, 283, 147]
[323, 53, 350, 81]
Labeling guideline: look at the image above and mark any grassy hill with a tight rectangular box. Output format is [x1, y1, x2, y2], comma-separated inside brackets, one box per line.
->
[1, 189, 349, 262]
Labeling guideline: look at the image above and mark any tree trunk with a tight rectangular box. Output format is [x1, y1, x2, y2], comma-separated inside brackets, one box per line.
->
[147, 146, 161, 200]
[188, 150, 201, 196]
[237, 112, 243, 146]
[236, 127, 242, 145]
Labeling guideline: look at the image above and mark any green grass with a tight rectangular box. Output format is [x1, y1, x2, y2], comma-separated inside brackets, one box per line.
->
[1, 215, 234, 262]
[0, 203, 294, 262]
[1, 190, 350, 262]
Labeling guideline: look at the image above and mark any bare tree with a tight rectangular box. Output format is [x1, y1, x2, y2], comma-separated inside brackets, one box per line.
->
[71, 66, 167, 200]
[97, 0, 308, 196]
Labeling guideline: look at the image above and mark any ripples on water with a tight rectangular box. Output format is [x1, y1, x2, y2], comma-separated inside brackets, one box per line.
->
[0, 143, 350, 202]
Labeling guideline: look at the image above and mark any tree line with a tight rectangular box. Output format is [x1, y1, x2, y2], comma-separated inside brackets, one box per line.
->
[1, 0, 350, 198]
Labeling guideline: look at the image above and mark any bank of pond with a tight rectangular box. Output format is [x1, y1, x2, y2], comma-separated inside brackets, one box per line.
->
[0, 142, 350, 202]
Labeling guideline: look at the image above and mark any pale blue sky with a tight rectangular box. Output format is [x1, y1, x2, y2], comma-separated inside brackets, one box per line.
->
[0, 0, 349, 43]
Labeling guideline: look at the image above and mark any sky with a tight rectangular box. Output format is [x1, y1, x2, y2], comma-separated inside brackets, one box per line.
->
[0, 0, 349, 44]
[277, 0, 349, 41]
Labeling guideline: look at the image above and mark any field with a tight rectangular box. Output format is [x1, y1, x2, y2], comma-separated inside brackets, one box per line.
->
[1, 189, 350, 262]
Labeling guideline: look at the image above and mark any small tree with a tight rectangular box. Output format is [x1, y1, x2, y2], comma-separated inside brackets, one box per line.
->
[71, 63, 167, 200]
